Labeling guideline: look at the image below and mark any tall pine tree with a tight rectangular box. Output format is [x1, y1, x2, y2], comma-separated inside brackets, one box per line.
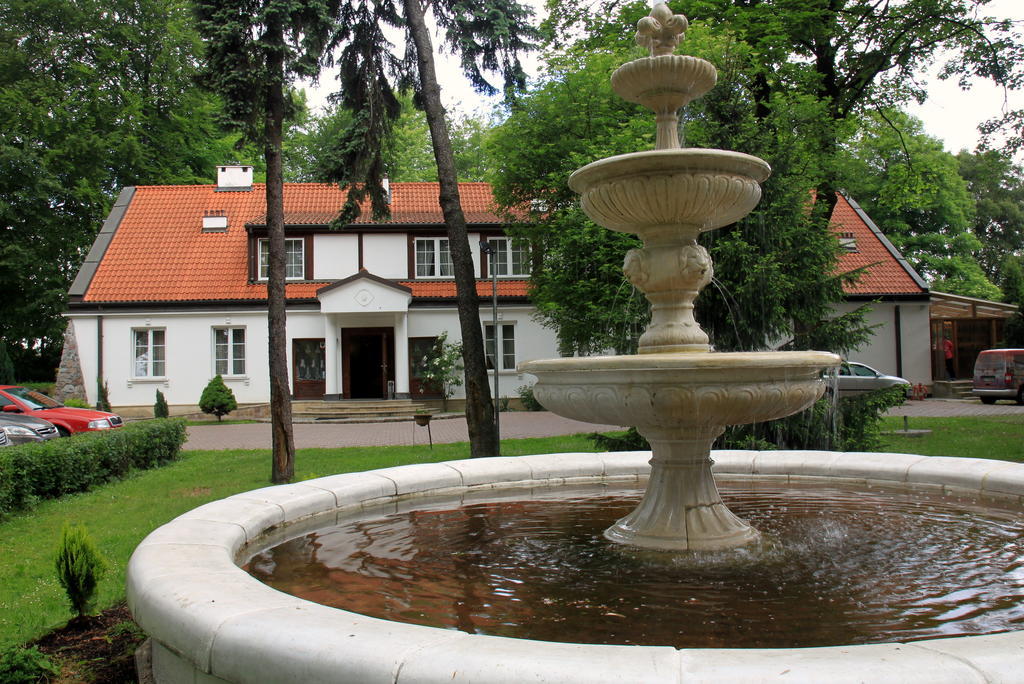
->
[195, 0, 339, 483]
[322, 0, 537, 458]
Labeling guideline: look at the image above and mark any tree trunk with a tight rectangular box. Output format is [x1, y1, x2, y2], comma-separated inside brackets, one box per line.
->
[265, 18, 296, 483]
[402, 0, 499, 458]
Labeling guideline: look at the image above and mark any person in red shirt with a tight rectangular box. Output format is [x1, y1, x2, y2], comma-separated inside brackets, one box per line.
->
[943, 337, 956, 380]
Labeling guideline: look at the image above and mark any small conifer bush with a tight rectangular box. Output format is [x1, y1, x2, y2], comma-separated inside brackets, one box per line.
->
[154, 389, 169, 418]
[54, 523, 107, 617]
[199, 374, 237, 421]
[95, 379, 111, 412]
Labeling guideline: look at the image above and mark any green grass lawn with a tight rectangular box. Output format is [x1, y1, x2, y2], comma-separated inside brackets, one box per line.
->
[878, 415, 1024, 461]
[0, 434, 597, 649]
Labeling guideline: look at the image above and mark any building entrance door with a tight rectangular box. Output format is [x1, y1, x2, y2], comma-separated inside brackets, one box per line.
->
[292, 338, 326, 399]
[342, 328, 394, 399]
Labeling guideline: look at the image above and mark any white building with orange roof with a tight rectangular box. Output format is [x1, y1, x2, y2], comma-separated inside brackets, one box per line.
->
[830, 193, 932, 385]
[65, 166, 557, 412]
[64, 166, 931, 413]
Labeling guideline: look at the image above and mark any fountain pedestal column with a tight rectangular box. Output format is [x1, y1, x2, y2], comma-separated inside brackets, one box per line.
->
[604, 426, 759, 550]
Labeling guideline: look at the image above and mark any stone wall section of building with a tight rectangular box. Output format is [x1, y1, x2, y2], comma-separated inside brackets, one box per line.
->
[54, 321, 87, 403]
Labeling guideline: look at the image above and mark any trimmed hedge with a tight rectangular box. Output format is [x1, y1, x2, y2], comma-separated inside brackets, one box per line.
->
[0, 419, 187, 516]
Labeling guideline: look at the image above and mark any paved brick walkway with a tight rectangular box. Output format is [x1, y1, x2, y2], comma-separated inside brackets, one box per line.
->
[183, 399, 1022, 451]
[183, 412, 626, 451]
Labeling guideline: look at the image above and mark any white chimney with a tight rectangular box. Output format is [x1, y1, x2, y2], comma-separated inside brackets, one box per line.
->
[216, 165, 253, 191]
[382, 177, 391, 203]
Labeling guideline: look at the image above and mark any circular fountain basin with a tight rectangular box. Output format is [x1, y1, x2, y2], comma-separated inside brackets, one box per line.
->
[128, 451, 1024, 683]
[568, 148, 771, 233]
[520, 351, 839, 427]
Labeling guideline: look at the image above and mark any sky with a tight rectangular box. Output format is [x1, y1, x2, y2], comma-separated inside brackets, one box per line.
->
[306, 1, 1023, 160]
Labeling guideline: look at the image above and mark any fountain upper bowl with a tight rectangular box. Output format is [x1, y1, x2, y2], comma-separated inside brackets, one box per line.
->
[519, 350, 840, 429]
[568, 148, 772, 235]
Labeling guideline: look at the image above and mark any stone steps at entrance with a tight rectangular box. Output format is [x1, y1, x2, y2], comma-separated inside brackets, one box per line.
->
[931, 380, 975, 399]
[291, 399, 439, 421]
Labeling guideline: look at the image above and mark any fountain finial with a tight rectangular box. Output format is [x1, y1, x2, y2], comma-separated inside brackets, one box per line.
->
[636, 3, 688, 57]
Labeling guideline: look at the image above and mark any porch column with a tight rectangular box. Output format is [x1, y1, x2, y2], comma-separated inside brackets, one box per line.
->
[324, 315, 340, 397]
[394, 312, 410, 398]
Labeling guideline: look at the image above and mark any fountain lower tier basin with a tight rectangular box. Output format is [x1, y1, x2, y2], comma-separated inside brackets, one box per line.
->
[128, 451, 1024, 684]
[519, 350, 840, 429]
[245, 480, 1023, 649]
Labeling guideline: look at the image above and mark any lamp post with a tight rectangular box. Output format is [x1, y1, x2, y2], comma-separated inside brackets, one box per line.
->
[479, 240, 500, 453]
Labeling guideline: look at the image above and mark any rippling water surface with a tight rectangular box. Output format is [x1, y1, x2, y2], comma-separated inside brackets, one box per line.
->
[244, 481, 1024, 648]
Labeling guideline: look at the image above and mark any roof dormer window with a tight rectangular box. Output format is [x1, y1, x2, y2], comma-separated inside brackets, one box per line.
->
[202, 210, 228, 232]
[839, 231, 858, 252]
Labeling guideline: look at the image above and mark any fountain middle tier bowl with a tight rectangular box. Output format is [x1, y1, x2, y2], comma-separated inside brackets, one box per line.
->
[520, 350, 840, 429]
[567, 148, 772, 235]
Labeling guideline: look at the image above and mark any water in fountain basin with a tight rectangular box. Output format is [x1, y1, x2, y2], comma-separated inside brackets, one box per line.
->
[244, 479, 1024, 649]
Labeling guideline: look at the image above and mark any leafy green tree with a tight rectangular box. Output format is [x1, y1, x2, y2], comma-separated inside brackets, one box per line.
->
[322, 0, 537, 458]
[54, 523, 107, 617]
[0, 344, 14, 384]
[196, 0, 339, 482]
[837, 110, 1000, 300]
[0, 0, 241, 376]
[957, 149, 1024, 285]
[491, 28, 873, 357]
[199, 375, 238, 421]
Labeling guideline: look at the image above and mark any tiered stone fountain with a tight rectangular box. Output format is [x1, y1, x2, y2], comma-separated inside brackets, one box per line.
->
[127, 6, 1024, 682]
[521, 2, 839, 551]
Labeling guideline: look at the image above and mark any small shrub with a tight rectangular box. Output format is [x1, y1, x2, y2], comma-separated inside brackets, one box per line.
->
[590, 427, 648, 451]
[517, 384, 544, 411]
[0, 645, 59, 683]
[95, 379, 111, 412]
[55, 523, 107, 617]
[199, 375, 237, 421]
[63, 397, 90, 408]
[154, 389, 169, 418]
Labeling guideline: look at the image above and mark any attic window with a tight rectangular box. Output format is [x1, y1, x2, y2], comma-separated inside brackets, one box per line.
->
[203, 210, 228, 232]
[839, 231, 857, 252]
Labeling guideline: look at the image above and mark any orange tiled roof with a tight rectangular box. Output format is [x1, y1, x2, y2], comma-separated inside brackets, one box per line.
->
[82, 182, 506, 303]
[79, 182, 922, 304]
[399, 280, 530, 298]
[832, 194, 927, 296]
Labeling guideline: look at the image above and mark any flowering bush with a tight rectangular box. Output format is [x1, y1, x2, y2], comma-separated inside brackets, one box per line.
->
[420, 333, 463, 411]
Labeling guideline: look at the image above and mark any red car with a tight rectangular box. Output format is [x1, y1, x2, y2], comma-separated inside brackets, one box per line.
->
[0, 385, 123, 436]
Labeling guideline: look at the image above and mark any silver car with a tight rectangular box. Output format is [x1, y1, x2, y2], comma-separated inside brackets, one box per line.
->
[837, 362, 911, 396]
[0, 413, 60, 444]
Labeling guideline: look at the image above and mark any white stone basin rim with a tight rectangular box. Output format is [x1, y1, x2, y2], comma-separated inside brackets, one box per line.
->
[128, 451, 1024, 684]
[519, 350, 841, 428]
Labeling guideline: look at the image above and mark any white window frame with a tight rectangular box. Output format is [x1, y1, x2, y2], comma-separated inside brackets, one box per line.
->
[484, 322, 516, 372]
[414, 237, 453, 278]
[132, 328, 166, 378]
[258, 238, 305, 280]
[486, 237, 530, 277]
[213, 327, 246, 377]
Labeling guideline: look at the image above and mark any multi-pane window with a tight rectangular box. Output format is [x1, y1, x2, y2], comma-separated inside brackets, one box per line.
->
[415, 237, 453, 278]
[484, 323, 516, 371]
[258, 238, 304, 279]
[213, 327, 246, 376]
[133, 328, 166, 377]
[486, 238, 530, 277]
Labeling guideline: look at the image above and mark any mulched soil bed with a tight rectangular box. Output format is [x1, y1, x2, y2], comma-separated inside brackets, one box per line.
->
[30, 602, 144, 683]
